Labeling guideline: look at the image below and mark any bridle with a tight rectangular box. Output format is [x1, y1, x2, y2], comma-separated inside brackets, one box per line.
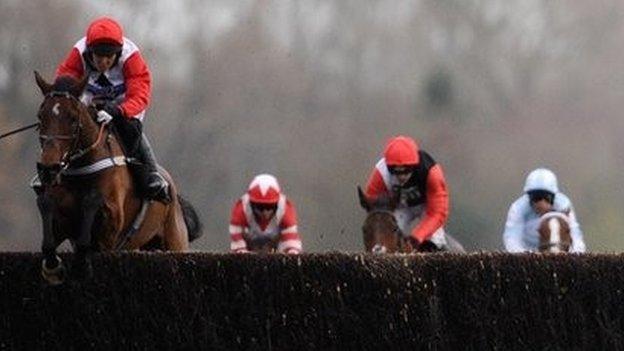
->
[38, 91, 108, 183]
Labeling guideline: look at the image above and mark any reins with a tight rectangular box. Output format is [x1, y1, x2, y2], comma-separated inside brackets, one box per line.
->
[40, 91, 110, 165]
[0, 122, 39, 140]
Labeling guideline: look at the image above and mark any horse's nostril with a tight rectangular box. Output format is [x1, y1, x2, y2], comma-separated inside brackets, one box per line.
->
[37, 162, 62, 184]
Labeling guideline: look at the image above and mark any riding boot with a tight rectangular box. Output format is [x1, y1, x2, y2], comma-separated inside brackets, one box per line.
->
[131, 133, 171, 204]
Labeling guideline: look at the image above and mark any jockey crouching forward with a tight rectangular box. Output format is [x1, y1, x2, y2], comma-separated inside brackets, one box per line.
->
[52, 16, 169, 203]
[365, 135, 458, 252]
[503, 168, 586, 253]
[229, 174, 303, 254]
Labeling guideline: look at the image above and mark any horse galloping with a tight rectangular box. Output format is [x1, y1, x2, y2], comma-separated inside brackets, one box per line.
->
[538, 211, 572, 253]
[34, 72, 202, 284]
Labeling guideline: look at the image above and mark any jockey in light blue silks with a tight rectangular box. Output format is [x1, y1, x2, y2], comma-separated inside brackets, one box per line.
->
[503, 168, 586, 253]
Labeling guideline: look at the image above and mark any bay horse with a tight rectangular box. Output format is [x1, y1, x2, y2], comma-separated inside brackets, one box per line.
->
[34, 72, 202, 284]
[538, 211, 572, 253]
[357, 186, 416, 253]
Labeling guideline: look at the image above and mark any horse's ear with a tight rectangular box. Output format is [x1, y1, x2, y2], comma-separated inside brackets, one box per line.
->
[357, 186, 371, 211]
[71, 74, 89, 98]
[34, 71, 52, 96]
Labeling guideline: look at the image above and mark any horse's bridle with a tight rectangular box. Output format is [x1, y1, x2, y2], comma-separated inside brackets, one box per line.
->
[38, 91, 108, 183]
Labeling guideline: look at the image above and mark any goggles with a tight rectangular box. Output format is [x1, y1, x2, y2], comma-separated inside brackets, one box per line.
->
[388, 165, 415, 175]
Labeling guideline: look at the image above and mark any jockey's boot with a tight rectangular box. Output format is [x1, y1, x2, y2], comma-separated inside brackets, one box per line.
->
[130, 134, 171, 204]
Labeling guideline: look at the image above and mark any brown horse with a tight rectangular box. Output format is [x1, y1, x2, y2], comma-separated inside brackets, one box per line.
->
[34, 72, 202, 284]
[538, 211, 572, 253]
[358, 186, 416, 253]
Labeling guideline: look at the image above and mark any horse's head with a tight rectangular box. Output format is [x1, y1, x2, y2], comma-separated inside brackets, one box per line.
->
[538, 211, 572, 253]
[34, 71, 91, 184]
[358, 186, 406, 253]
[362, 210, 404, 253]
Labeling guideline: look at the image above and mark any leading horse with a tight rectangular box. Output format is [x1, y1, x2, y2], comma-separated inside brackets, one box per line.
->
[538, 211, 572, 253]
[34, 72, 202, 284]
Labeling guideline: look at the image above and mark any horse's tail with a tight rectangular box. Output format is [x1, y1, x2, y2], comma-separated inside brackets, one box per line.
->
[177, 195, 203, 242]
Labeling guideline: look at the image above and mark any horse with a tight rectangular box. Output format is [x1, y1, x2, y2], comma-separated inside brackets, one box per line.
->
[34, 72, 202, 284]
[357, 186, 466, 253]
[357, 186, 416, 253]
[245, 236, 280, 253]
[537, 211, 572, 253]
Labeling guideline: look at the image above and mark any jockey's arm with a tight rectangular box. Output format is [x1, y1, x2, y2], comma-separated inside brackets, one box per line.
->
[229, 201, 249, 253]
[119, 52, 151, 118]
[503, 200, 528, 252]
[278, 200, 302, 254]
[411, 164, 449, 243]
[56, 47, 84, 80]
[567, 207, 587, 253]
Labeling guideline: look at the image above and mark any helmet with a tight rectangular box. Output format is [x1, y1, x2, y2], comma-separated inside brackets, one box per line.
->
[383, 135, 419, 166]
[86, 17, 123, 55]
[247, 174, 281, 204]
[523, 168, 559, 194]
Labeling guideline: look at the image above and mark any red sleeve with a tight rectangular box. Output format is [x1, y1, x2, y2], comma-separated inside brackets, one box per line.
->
[55, 48, 84, 80]
[411, 164, 449, 242]
[229, 200, 248, 252]
[278, 200, 302, 254]
[365, 168, 389, 200]
[120, 52, 151, 118]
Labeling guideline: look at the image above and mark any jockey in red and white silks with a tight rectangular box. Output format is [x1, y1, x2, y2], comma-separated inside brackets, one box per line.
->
[56, 17, 150, 120]
[229, 174, 303, 254]
[365, 136, 450, 250]
[53, 17, 170, 203]
[503, 168, 586, 253]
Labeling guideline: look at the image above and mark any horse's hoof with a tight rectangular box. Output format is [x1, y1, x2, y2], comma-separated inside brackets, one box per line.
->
[41, 256, 66, 286]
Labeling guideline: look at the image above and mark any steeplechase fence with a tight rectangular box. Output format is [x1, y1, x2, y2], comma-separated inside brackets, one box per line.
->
[1, 252, 623, 350]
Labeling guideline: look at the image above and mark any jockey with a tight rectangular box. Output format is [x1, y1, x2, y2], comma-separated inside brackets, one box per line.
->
[365, 135, 451, 251]
[503, 168, 586, 252]
[229, 174, 303, 254]
[54, 16, 170, 203]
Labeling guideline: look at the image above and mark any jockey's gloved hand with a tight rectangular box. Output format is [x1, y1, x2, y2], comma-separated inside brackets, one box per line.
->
[96, 110, 114, 124]
[407, 236, 420, 250]
[101, 102, 123, 120]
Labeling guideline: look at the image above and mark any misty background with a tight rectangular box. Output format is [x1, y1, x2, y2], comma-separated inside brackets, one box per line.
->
[1, 0, 623, 252]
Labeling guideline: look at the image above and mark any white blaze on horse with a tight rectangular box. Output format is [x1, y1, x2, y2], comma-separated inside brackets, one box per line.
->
[538, 211, 572, 253]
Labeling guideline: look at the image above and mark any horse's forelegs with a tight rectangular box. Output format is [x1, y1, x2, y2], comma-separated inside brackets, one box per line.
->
[72, 190, 103, 280]
[37, 193, 65, 285]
